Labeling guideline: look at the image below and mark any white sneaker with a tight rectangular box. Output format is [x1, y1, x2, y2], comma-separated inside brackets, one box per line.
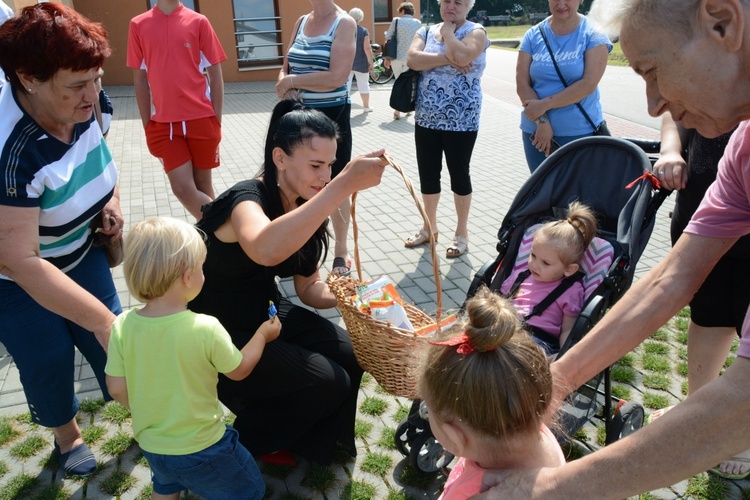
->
[363, 107, 373, 113]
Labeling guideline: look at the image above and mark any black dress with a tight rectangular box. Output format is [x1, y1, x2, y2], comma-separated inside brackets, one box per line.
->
[189, 179, 362, 464]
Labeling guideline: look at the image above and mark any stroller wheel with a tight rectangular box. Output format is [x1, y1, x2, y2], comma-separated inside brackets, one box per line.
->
[408, 430, 455, 473]
[606, 401, 645, 444]
[394, 418, 412, 457]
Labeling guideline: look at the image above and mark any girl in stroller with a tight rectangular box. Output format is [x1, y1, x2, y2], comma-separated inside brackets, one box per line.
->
[500, 201, 598, 355]
[418, 286, 565, 499]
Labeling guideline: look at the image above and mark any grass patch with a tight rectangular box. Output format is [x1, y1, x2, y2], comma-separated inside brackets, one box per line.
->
[40, 449, 59, 470]
[643, 373, 671, 391]
[608, 42, 628, 66]
[643, 341, 670, 356]
[101, 401, 130, 425]
[340, 480, 377, 500]
[79, 397, 106, 415]
[674, 317, 690, 335]
[0, 417, 20, 447]
[610, 365, 636, 384]
[724, 354, 736, 369]
[81, 424, 107, 446]
[641, 352, 671, 373]
[682, 381, 689, 396]
[643, 392, 670, 409]
[616, 352, 635, 368]
[0, 473, 38, 500]
[14, 412, 37, 429]
[377, 427, 397, 450]
[132, 450, 149, 468]
[676, 307, 691, 318]
[360, 397, 388, 417]
[387, 491, 415, 500]
[676, 361, 689, 377]
[398, 464, 437, 489]
[354, 419, 373, 440]
[301, 464, 336, 493]
[360, 452, 393, 477]
[684, 472, 728, 499]
[596, 425, 606, 447]
[101, 431, 134, 457]
[675, 329, 688, 345]
[731, 338, 740, 353]
[31, 484, 70, 500]
[361, 372, 373, 386]
[561, 441, 585, 461]
[9, 434, 47, 460]
[484, 25, 533, 39]
[136, 484, 153, 500]
[678, 346, 688, 361]
[611, 385, 632, 401]
[375, 384, 391, 395]
[393, 404, 410, 423]
[0, 461, 8, 477]
[650, 329, 670, 342]
[99, 470, 138, 496]
[571, 427, 589, 442]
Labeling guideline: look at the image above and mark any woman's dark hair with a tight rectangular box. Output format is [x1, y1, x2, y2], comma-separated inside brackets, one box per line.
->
[0, 3, 111, 90]
[262, 99, 340, 266]
[398, 2, 415, 15]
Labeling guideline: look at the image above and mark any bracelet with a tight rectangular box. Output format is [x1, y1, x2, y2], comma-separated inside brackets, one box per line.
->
[290, 75, 295, 91]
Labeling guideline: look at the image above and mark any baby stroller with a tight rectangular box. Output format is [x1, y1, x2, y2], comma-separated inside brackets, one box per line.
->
[395, 136, 670, 473]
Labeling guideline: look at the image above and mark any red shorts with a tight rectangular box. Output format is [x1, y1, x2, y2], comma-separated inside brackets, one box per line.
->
[145, 116, 221, 172]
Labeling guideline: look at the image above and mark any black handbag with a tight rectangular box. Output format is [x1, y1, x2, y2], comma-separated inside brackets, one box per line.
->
[389, 68, 420, 112]
[539, 24, 611, 136]
[383, 19, 398, 61]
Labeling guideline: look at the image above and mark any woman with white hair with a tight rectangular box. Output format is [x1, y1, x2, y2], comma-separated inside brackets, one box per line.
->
[346, 7, 373, 112]
[403, 0, 489, 260]
[476, 1, 750, 497]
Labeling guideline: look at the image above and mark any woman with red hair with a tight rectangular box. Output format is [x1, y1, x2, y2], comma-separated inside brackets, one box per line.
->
[0, 4, 122, 477]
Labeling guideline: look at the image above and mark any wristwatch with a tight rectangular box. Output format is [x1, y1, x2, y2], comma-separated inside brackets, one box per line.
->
[535, 114, 549, 124]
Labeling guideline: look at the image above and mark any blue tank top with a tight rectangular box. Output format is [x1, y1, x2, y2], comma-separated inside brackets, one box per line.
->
[287, 13, 350, 108]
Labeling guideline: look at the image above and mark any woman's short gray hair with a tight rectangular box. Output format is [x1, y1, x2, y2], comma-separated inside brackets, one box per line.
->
[588, 0, 702, 42]
[437, 0, 476, 13]
[349, 7, 364, 22]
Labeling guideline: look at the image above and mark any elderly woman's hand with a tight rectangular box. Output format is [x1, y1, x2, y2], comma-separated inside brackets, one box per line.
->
[96, 195, 124, 244]
[653, 152, 687, 190]
[275, 74, 298, 100]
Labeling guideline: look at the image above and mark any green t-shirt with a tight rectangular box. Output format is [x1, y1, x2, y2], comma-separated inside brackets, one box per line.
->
[105, 309, 242, 454]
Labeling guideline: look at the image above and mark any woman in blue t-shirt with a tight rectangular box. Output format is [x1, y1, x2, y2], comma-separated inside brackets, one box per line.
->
[516, 0, 612, 172]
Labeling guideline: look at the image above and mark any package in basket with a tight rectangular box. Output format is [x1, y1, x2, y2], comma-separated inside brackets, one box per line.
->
[354, 275, 414, 331]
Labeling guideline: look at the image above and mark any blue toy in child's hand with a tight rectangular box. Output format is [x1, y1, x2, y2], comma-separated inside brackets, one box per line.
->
[268, 300, 278, 319]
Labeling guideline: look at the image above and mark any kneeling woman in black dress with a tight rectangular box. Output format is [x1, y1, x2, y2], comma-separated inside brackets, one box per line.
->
[190, 100, 387, 465]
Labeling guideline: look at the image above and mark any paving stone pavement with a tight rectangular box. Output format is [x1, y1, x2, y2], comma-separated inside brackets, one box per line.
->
[1, 71, 743, 499]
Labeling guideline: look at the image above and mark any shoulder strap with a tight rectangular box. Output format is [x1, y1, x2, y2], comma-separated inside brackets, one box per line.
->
[525, 270, 585, 320]
[507, 269, 532, 299]
[538, 25, 599, 133]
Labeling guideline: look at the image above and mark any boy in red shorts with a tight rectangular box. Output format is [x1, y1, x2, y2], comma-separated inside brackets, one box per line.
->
[127, 0, 226, 220]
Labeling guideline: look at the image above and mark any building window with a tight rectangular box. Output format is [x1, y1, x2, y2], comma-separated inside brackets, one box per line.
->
[374, 0, 392, 22]
[148, 0, 198, 9]
[232, 0, 282, 68]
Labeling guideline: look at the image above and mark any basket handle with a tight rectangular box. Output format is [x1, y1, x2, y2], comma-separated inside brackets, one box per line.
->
[349, 154, 443, 321]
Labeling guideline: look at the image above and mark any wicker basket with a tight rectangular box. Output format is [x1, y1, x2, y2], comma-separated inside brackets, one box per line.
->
[328, 155, 443, 399]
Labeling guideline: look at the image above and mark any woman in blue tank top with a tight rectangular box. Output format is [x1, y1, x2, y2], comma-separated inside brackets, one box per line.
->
[277, 1, 357, 277]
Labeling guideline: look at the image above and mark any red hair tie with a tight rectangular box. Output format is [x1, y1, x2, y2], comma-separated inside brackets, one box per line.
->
[429, 333, 494, 355]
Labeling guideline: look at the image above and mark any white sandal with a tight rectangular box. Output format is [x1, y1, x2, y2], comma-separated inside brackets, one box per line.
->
[404, 229, 437, 248]
[446, 236, 469, 258]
